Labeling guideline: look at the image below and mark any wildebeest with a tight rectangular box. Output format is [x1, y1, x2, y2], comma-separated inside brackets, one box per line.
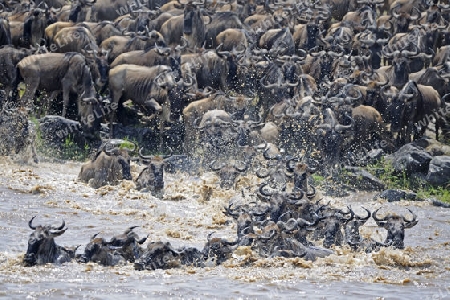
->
[78, 145, 132, 188]
[24, 216, 74, 266]
[315, 206, 354, 248]
[315, 108, 353, 171]
[203, 233, 238, 265]
[182, 1, 206, 50]
[344, 206, 384, 252]
[372, 207, 418, 249]
[17, 53, 103, 135]
[0, 45, 31, 102]
[196, 109, 238, 159]
[135, 148, 165, 196]
[108, 64, 179, 143]
[106, 226, 148, 263]
[209, 159, 248, 189]
[0, 15, 11, 46]
[389, 80, 445, 145]
[134, 241, 181, 270]
[53, 25, 98, 53]
[78, 232, 127, 266]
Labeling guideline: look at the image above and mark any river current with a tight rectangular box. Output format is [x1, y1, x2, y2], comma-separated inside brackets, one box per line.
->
[0, 157, 449, 299]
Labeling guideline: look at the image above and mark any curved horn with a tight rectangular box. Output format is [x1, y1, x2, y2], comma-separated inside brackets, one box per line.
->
[372, 207, 387, 222]
[357, 207, 371, 221]
[259, 182, 274, 196]
[52, 220, 66, 230]
[306, 185, 316, 199]
[138, 147, 153, 160]
[256, 168, 270, 178]
[28, 216, 37, 230]
[335, 114, 354, 132]
[210, 160, 225, 171]
[404, 208, 418, 224]
[234, 161, 248, 172]
[289, 190, 305, 201]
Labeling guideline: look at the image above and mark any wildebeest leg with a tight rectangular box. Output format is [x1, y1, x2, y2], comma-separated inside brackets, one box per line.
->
[110, 90, 122, 138]
[61, 78, 73, 118]
[20, 78, 39, 110]
[37, 90, 59, 118]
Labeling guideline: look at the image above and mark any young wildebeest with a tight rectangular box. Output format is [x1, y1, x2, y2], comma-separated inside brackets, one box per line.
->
[24, 216, 75, 266]
[135, 148, 165, 197]
[372, 207, 418, 249]
[134, 241, 182, 271]
[78, 144, 133, 189]
[78, 232, 127, 267]
[78, 226, 146, 267]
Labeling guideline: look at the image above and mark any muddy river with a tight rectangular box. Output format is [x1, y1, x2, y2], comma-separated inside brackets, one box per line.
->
[0, 157, 449, 299]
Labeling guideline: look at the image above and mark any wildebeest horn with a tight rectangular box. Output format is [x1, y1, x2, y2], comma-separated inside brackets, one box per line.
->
[139, 147, 153, 160]
[289, 190, 305, 201]
[372, 207, 388, 222]
[234, 161, 248, 172]
[259, 229, 277, 240]
[125, 226, 139, 234]
[306, 185, 316, 199]
[223, 203, 240, 218]
[358, 207, 371, 221]
[52, 220, 66, 231]
[335, 114, 354, 132]
[256, 167, 270, 178]
[210, 160, 225, 171]
[403, 208, 418, 227]
[28, 216, 37, 230]
[263, 147, 281, 160]
[259, 182, 274, 196]
[339, 206, 354, 222]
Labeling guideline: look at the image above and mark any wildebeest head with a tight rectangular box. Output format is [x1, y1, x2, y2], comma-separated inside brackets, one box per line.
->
[83, 48, 110, 89]
[69, 0, 95, 23]
[24, 216, 67, 267]
[233, 117, 265, 147]
[108, 226, 148, 263]
[134, 241, 181, 270]
[135, 148, 165, 195]
[177, 246, 205, 267]
[389, 80, 418, 137]
[286, 160, 316, 198]
[318, 207, 354, 248]
[79, 233, 126, 266]
[316, 108, 353, 169]
[111, 149, 132, 180]
[372, 208, 418, 249]
[183, 1, 206, 48]
[344, 206, 371, 250]
[78, 65, 102, 137]
[203, 232, 238, 265]
[197, 109, 237, 148]
[0, 16, 11, 46]
[210, 160, 248, 189]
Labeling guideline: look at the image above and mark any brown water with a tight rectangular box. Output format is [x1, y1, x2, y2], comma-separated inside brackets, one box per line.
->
[0, 157, 449, 299]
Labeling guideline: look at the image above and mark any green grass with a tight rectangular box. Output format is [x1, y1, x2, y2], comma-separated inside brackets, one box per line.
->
[366, 158, 450, 203]
[60, 135, 90, 161]
[312, 174, 325, 185]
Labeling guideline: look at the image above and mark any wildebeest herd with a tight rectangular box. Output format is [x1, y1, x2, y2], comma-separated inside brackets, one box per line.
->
[2, 0, 446, 267]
